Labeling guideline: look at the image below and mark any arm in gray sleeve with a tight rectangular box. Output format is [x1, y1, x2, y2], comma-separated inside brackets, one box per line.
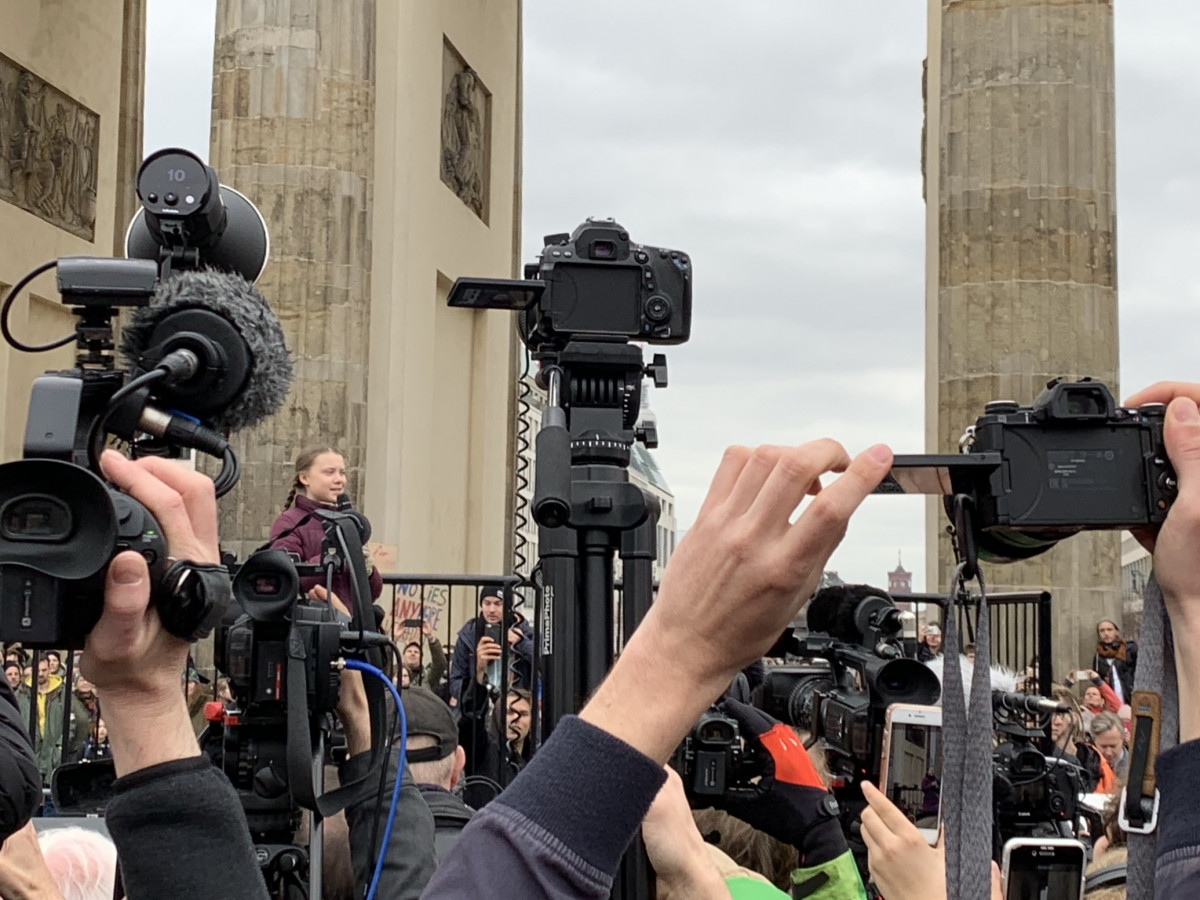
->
[106, 756, 269, 900]
[1153, 740, 1200, 898]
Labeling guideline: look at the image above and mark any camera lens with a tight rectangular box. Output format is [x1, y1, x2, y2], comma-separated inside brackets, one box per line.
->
[644, 295, 672, 323]
[0, 496, 72, 542]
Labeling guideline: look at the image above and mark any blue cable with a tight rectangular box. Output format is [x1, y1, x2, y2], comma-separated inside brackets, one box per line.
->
[344, 658, 406, 900]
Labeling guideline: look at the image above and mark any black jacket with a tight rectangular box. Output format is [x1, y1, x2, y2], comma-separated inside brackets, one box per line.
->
[1093, 641, 1138, 699]
[458, 679, 530, 807]
[0, 678, 41, 839]
[417, 784, 474, 862]
[338, 746, 438, 899]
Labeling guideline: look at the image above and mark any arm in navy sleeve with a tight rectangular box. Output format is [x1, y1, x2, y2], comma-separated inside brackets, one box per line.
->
[1153, 740, 1200, 898]
[420, 716, 666, 900]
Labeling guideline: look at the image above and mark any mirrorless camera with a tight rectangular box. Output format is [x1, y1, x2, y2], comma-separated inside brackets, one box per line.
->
[878, 378, 1176, 562]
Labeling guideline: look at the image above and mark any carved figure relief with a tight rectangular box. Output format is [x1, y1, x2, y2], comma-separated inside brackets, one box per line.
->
[440, 41, 491, 221]
[0, 53, 99, 241]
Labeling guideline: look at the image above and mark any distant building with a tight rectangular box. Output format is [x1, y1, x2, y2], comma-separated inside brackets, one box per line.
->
[888, 553, 913, 595]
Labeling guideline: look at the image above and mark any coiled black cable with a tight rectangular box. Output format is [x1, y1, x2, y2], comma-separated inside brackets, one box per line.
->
[0, 259, 74, 352]
[512, 343, 534, 579]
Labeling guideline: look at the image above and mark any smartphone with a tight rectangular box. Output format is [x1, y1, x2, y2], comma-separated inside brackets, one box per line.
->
[1073, 669, 1092, 682]
[401, 618, 423, 628]
[1001, 838, 1086, 900]
[877, 703, 943, 845]
[482, 622, 503, 644]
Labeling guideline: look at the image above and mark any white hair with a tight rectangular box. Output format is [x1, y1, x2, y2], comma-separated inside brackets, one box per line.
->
[406, 734, 456, 789]
[38, 827, 117, 900]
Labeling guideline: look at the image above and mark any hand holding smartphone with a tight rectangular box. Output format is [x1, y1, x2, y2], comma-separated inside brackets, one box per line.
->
[1001, 838, 1086, 900]
[878, 703, 943, 845]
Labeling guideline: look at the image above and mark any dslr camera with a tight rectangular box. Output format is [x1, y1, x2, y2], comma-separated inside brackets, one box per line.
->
[878, 377, 1176, 562]
[447, 217, 692, 348]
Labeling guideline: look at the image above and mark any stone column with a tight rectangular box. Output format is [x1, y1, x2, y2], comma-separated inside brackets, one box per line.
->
[925, 0, 1121, 679]
[210, 0, 375, 559]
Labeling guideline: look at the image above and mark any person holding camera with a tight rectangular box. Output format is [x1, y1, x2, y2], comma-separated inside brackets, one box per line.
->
[1116, 381, 1200, 896]
[402, 621, 447, 692]
[82, 450, 268, 900]
[269, 445, 383, 607]
[446, 586, 533, 702]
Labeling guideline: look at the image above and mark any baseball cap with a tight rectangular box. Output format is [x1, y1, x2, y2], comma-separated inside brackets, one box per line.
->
[925, 624, 941, 636]
[404, 687, 458, 763]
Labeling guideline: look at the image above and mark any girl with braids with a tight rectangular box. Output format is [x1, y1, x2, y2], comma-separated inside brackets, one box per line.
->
[269, 446, 383, 608]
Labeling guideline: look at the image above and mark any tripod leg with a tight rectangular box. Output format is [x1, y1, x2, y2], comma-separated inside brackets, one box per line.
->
[579, 527, 616, 694]
[619, 492, 659, 645]
[615, 497, 659, 900]
[538, 520, 578, 740]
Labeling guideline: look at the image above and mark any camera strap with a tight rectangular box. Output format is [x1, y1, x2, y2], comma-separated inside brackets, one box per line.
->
[286, 514, 391, 819]
[939, 497, 994, 900]
[1125, 572, 1178, 900]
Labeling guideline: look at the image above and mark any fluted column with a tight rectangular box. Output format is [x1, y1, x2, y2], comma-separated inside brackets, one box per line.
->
[210, 0, 375, 558]
[925, 0, 1120, 678]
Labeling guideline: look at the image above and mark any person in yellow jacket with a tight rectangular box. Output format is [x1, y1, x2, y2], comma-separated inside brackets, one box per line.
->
[16, 658, 88, 787]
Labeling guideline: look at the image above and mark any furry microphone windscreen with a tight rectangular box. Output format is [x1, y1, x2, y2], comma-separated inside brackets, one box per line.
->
[923, 655, 1021, 710]
[119, 269, 294, 432]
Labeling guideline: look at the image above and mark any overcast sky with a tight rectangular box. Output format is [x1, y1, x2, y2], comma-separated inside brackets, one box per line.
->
[145, 1, 1200, 591]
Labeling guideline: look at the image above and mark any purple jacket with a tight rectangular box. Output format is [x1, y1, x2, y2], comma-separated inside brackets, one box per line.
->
[269, 495, 383, 607]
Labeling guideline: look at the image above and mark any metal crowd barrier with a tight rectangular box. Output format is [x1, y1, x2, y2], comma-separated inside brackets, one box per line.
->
[379, 573, 532, 805]
[895, 590, 1053, 698]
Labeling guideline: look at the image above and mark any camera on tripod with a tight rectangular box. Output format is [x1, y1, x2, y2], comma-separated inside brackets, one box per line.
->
[0, 148, 285, 649]
[877, 377, 1176, 563]
[447, 217, 691, 348]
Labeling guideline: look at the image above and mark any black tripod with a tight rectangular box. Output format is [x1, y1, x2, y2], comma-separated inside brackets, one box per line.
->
[532, 339, 667, 900]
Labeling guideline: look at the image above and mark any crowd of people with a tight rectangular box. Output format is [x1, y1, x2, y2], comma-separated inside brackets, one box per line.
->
[0, 381, 1197, 899]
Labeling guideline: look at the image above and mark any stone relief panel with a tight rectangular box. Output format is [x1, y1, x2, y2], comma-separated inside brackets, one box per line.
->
[0, 53, 99, 241]
[440, 39, 491, 222]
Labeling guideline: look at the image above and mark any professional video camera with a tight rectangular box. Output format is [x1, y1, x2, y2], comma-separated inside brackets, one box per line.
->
[208, 498, 389, 898]
[760, 590, 940, 779]
[208, 550, 343, 838]
[991, 690, 1088, 850]
[0, 148, 290, 649]
[673, 707, 764, 804]
[877, 377, 1175, 563]
[448, 217, 691, 349]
